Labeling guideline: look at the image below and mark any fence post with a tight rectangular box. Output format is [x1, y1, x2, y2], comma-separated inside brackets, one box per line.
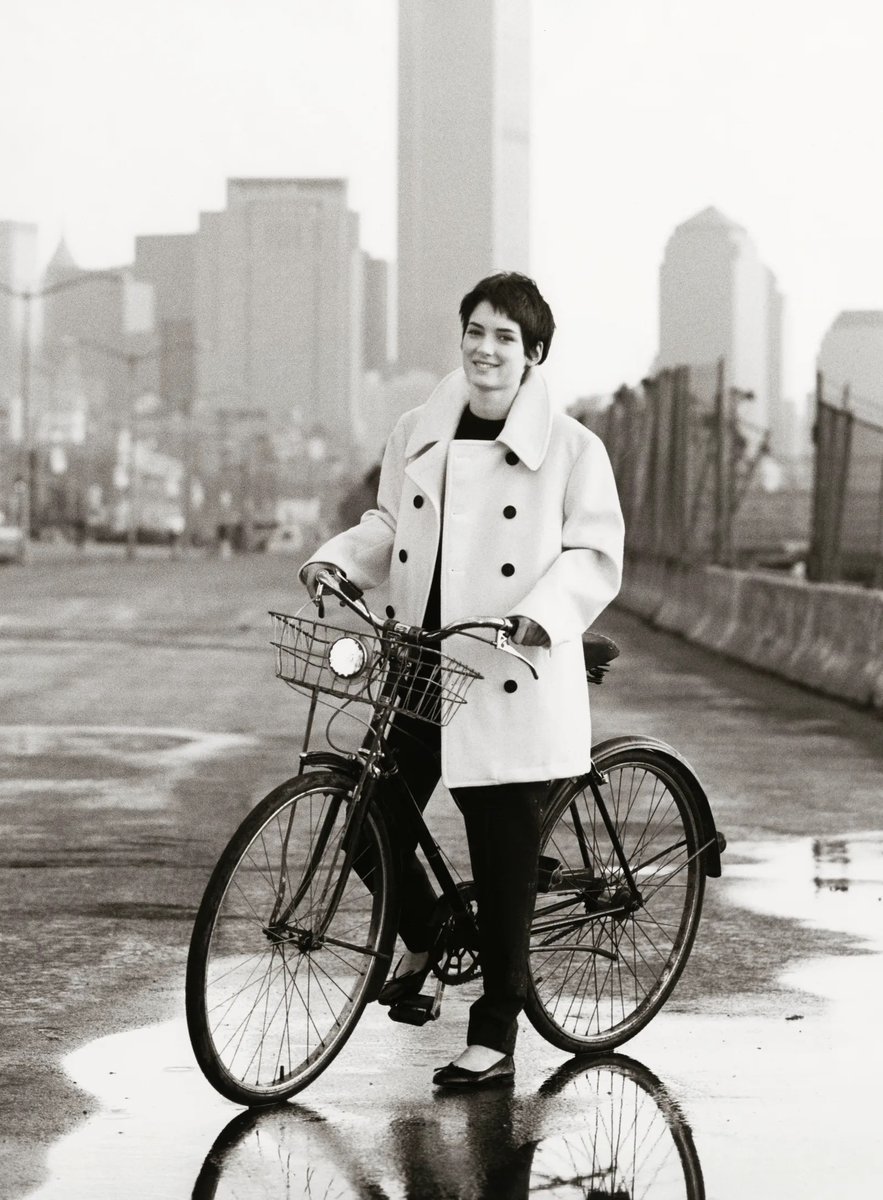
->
[671, 367, 690, 561]
[712, 358, 732, 565]
[807, 371, 825, 580]
[874, 458, 883, 590]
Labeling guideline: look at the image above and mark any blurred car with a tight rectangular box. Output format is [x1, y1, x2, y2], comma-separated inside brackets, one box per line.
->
[0, 521, 24, 564]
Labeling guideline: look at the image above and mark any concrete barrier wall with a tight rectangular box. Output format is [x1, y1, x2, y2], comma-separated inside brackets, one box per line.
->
[617, 558, 883, 712]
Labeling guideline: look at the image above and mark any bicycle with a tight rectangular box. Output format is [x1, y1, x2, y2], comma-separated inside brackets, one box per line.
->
[186, 570, 726, 1106]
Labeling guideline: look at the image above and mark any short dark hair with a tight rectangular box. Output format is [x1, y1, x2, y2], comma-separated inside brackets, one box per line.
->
[459, 272, 555, 364]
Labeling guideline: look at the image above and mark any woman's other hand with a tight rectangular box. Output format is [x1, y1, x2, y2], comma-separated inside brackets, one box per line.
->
[510, 615, 551, 648]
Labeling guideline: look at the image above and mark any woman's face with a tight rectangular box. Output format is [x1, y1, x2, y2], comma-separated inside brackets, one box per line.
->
[461, 300, 541, 399]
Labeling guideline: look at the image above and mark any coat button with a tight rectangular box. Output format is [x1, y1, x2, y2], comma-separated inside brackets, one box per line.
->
[399, 549, 408, 562]
[501, 562, 515, 576]
[386, 605, 396, 619]
[413, 495, 424, 508]
[503, 679, 518, 693]
[503, 505, 516, 519]
[505, 451, 519, 466]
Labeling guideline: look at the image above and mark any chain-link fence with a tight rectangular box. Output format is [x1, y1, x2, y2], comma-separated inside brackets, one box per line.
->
[580, 362, 807, 568]
[808, 376, 883, 587]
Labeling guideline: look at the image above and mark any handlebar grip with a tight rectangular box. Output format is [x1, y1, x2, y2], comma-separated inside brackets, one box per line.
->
[336, 576, 364, 602]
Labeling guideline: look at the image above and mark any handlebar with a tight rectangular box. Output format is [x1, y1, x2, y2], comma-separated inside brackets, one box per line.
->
[311, 568, 537, 679]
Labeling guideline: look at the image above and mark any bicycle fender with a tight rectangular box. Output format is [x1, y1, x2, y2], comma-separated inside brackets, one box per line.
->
[297, 751, 363, 785]
[576, 735, 724, 878]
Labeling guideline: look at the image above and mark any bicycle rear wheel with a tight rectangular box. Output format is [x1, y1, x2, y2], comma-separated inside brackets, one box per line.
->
[526, 744, 705, 1053]
[186, 770, 396, 1105]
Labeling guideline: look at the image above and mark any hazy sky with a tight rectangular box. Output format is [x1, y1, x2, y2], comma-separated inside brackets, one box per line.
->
[2, 0, 882, 408]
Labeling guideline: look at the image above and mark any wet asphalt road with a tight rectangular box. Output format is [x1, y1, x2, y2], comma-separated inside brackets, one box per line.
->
[1, 550, 881, 1198]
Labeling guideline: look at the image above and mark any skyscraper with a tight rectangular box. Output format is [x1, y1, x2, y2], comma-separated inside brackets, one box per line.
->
[397, 0, 531, 376]
[657, 207, 785, 450]
[818, 311, 883, 422]
[195, 178, 363, 441]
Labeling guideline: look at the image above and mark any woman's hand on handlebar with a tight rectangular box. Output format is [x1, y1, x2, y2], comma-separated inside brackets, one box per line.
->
[510, 615, 551, 649]
[301, 561, 340, 600]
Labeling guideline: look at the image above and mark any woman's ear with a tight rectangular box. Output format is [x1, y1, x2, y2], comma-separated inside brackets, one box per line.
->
[528, 342, 544, 366]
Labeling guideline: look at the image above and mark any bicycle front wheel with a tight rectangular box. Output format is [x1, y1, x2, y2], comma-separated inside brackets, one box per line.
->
[526, 745, 706, 1053]
[186, 771, 396, 1105]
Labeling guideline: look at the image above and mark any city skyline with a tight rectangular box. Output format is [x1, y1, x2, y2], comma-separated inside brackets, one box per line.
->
[2, 0, 883, 407]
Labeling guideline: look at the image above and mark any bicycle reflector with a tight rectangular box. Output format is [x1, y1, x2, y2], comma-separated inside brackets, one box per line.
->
[328, 636, 369, 680]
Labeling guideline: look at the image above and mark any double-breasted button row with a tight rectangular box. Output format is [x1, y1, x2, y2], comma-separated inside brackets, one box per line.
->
[505, 451, 519, 466]
[503, 679, 518, 693]
[501, 562, 515, 576]
[503, 505, 516, 519]
[398, 549, 408, 562]
[412, 495, 424, 508]
[386, 605, 396, 619]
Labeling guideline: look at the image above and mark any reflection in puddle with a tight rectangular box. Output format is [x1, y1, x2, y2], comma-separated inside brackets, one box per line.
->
[24, 1013, 707, 1200]
[722, 831, 883, 946]
[192, 1056, 704, 1200]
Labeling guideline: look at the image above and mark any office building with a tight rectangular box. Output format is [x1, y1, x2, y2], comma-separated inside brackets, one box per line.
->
[194, 178, 363, 444]
[397, 0, 531, 375]
[657, 207, 786, 452]
[39, 237, 154, 431]
[817, 311, 883, 422]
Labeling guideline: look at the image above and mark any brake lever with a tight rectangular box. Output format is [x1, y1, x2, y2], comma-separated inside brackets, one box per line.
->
[313, 583, 326, 620]
[493, 628, 540, 680]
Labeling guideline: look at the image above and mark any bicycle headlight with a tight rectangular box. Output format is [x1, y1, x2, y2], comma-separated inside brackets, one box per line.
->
[328, 636, 369, 680]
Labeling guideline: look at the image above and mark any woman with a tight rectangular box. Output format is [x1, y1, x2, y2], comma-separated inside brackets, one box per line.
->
[302, 272, 624, 1088]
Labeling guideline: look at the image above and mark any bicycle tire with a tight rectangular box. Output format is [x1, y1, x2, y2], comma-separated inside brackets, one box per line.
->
[530, 1053, 705, 1199]
[186, 770, 397, 1105]
[525, 744, 706, 1053]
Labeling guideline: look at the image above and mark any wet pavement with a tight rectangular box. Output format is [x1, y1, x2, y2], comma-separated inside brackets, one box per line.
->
[1, 553, 882, 1198]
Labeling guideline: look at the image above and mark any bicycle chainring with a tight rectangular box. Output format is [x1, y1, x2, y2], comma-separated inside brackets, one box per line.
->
[430, 882, 481, 985]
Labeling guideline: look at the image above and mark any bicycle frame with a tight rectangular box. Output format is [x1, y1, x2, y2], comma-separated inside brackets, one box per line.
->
[281, 571, 715, 977]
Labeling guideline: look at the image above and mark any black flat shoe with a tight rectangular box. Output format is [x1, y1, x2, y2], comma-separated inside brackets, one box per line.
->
[377, 956, 432, 1006]
[432, 1054, 515, 1089]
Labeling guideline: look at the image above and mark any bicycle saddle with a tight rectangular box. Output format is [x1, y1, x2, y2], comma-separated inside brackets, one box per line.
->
[582, 632, 620, 671]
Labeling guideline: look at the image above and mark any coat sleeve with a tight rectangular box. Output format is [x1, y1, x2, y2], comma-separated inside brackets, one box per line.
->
[507, 435, 624, 646]
[300, 415, 407, 591]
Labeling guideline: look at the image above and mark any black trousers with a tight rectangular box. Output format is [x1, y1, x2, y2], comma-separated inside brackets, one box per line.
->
[380, 715, 545, 1055]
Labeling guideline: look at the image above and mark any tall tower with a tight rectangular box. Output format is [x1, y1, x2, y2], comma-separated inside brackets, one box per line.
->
[397, 0, 531, 376]
[657, 207, 784, 448]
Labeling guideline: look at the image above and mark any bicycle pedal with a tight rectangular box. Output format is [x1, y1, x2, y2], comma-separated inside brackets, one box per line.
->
[387, 979, 444, 1026]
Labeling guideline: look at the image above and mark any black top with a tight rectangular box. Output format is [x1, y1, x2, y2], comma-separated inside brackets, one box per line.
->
[421, 407, 505, 631]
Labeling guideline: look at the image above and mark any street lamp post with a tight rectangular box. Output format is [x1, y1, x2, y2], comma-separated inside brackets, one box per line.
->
[0, 271, 124, 562]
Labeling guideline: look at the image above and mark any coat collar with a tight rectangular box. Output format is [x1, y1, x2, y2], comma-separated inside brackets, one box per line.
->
[404, 367, 553, 471]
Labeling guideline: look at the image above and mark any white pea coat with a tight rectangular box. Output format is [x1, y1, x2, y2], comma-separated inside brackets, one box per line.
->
[306, 367, 624, 788]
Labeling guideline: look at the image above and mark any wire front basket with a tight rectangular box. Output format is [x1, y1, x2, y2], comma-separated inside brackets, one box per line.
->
[270, 611, 482, 727]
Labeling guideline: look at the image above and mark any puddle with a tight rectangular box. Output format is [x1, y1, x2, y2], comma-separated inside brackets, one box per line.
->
[20, 832, 883, 1198]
